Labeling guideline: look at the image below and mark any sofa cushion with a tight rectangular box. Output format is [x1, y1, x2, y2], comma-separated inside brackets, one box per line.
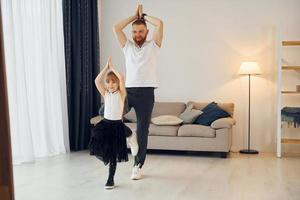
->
[194, 102, 231, 126]
[178, 124, 216, 138]
[151, 115, 183, 125]
[124, 108, 137, 122]
[149, 124, 180, 136]
[90, 115, 103, 125]
[124, 122, 179, 136]
[151, 102, 186, 118]
[179, 104, 203, 124]
[211, 117, 236, 129]
[187, 101, 234, 117]
[124, 102, 186, 122]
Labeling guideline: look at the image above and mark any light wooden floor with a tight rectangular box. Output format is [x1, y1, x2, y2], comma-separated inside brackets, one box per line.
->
[13, 151, 300, 200]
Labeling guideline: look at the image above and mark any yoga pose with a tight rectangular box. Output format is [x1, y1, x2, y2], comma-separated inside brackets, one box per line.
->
[113, 4, 163, 180]
[89, 57, 138, 189]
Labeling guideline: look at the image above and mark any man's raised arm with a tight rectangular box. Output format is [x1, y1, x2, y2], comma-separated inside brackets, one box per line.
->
[140, 6, 163, 47]
[112, 6, 139, 48]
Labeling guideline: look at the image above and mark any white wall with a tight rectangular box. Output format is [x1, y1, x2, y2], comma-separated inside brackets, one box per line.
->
[99, 0, 300, 153]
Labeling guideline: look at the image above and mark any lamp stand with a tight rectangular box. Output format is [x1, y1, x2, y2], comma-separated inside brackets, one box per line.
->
[240, 74, 259, 154]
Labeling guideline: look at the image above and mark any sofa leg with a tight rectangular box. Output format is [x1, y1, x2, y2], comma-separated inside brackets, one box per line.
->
[220, 152, 228, 158]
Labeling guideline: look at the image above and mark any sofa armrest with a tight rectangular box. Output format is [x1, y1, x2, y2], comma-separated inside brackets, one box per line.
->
[211, 117, 236, 129]
[90, 115, 103, 126]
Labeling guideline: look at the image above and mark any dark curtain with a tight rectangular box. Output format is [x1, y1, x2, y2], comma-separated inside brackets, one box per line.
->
[63, 0, 100, 151]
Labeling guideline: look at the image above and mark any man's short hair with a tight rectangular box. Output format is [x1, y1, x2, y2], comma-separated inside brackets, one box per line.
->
[132, 19, 147, 27]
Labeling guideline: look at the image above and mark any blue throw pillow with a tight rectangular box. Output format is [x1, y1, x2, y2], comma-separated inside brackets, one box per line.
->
[194, 102, 230, 126]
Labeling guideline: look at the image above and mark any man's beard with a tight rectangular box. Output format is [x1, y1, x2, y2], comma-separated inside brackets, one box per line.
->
[133, 36, 147, 46]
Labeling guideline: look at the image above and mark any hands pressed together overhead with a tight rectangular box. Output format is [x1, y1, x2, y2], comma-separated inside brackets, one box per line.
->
[134, 4, 144, 20]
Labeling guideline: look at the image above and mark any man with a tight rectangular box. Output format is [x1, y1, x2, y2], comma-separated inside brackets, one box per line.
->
[113, 5, 163, 180]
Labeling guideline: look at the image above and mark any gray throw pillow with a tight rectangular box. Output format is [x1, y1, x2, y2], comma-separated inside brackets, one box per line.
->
[179, 104, 203, 124]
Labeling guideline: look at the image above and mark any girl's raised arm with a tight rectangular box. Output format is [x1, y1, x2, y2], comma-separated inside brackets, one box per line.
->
[95, 61, 110, 97]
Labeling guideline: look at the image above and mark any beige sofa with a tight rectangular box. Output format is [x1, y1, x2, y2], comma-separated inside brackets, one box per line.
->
[90, 101, 235, 158]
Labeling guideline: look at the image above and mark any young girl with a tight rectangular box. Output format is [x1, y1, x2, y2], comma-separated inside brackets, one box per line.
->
[89, 57, 138, 189]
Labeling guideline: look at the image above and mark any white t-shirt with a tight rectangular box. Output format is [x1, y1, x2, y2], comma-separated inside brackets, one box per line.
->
[104, 90, 124, 120]
[122, 39, 160, 88]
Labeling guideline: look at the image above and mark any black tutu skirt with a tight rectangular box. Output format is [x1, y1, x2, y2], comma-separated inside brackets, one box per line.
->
[88, 118, 132, 165]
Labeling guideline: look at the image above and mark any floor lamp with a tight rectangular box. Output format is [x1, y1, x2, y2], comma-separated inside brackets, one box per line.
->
[239, 61, 261, 154]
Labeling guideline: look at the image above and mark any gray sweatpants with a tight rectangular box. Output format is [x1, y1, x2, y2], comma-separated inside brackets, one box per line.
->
[124, 87, 155, 168]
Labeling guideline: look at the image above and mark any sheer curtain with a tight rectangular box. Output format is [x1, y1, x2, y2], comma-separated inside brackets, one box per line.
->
[1, 0, 70, 164]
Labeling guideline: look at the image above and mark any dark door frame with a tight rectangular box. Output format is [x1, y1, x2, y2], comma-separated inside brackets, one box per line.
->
[0, 4, 15, 200]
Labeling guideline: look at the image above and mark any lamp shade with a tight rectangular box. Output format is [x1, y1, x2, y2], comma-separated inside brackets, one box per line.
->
[238, 61, 261, 75]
